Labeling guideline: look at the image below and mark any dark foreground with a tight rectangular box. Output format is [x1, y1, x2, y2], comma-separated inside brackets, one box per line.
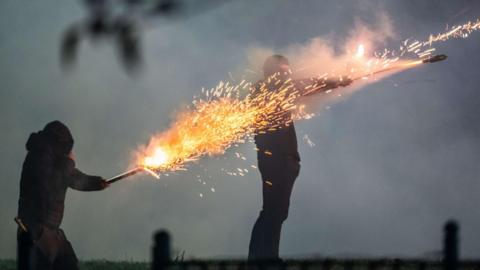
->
[0, 259, 149, 270]
[2, 259, 480, 270]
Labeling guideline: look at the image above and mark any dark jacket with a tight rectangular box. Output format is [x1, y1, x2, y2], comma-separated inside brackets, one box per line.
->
[17, 129, 105, 231]
[253, 76, 342, 162]
[253, 79, 300, 162]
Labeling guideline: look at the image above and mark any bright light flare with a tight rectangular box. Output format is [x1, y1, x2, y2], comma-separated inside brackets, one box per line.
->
[144, 148, 169, 168]
[355, 44, 365, 59]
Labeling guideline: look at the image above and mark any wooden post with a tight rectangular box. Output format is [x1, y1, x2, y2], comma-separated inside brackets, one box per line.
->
[417, 261, 426, 270]
[367, 260, 378, 270]
[443, 220, 459, 270]
[322, 258, 332, 270]
[344, 260, 354, 270]
[153, 230, 171, 270]
[392, 258, 401, 270]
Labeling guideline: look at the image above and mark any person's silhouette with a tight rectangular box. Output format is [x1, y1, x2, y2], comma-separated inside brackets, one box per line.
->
[16, 121, 109, 270]
[248, 55, 351, 260]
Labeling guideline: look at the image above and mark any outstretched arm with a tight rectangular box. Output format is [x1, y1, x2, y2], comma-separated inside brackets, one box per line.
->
[65, 158, 108, 191]
[294, 76, 353, 97]
[69, 169, 108, 191]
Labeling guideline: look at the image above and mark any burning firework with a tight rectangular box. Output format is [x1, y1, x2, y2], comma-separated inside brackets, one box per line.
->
[136, 79, 301, 172]
[132, 60, 443, 179]
[108, 17, 479, 183]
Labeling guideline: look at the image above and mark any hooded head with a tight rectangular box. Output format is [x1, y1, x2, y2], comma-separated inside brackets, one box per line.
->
[263, 54, 291, 80]
[26, 121, 74, 157]
[43, 121, 74, 155]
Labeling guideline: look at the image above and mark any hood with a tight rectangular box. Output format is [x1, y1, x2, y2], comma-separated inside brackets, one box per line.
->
[26, 121, 74, 156]
[26, 132, 50, 153]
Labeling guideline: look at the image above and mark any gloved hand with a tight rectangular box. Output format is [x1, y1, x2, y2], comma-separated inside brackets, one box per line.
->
[100, 178, 110, 190]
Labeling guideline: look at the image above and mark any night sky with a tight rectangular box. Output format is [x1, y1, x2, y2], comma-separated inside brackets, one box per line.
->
[1, 0, 480, 260]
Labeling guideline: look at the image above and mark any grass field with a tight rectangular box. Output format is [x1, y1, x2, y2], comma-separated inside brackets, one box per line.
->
[0, 259, 150, 270]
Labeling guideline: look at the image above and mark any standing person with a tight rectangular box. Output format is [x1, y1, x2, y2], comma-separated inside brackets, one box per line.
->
[248, 55, 351, 261]
[16, 120, 109, 270]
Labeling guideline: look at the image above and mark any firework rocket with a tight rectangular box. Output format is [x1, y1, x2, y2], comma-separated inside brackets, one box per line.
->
[422, 54, 447, 63]
[350, 54, 448, 81]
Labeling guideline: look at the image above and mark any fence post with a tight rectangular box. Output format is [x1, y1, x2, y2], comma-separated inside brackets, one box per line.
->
[443, 220, 459, 270]
[153, 230, 172, 270]
[344, 260, 354, 270]
[392, 258, 401, 270]
[322, 258, 332, 270]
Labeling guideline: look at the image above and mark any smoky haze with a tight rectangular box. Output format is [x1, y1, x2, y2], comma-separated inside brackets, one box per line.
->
[1, 0, 480, 261]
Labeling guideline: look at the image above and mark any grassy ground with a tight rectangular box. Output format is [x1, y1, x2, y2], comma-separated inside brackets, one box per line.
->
[80, 260, 149, 270]
[0, 259, 149, 270]
[0, 260, 14, 270]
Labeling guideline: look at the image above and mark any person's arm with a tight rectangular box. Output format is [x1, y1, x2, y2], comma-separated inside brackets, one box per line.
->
[294, 76, 353, 97]
[65, 158, 108, 191]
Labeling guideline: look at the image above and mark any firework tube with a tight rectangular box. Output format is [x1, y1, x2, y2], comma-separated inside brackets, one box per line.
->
[303, 54, 447, 97]
[422, 54, 447, 63]
[107, 167, 160, 184]
[107, 167, 144, 184]
[352, 54, 447, 80]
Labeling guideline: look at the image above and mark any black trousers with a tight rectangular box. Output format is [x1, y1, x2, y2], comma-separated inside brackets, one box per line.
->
[248, 157, 300, 260]
[17, 227, 78, 270]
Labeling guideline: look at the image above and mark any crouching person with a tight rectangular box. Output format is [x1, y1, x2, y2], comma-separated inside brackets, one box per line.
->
[16, 121, 109, 270]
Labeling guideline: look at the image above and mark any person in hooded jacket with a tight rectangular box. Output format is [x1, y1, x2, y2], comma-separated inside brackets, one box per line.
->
[248, 55, 352, 261]
[16, 120, 109, 270]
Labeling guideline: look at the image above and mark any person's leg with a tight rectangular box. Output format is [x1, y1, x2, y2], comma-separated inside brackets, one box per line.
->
[261, 164, 297, 258]
[52, 231, 79, 270]
[248, 159, 299, 260]
[17, 230, 33, 270]
[248, 208, 266, 260]
[249, 178, 284, 260]
[17, 230, 53, 270]
[32, 247, 54, 270]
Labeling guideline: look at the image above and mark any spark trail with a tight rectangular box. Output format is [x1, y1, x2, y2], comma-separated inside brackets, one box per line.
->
[129, 17, 479, 179]
[136, 79, 301, 173]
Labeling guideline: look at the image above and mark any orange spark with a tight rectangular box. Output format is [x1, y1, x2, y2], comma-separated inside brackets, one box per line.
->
[135, 78, 302, 174]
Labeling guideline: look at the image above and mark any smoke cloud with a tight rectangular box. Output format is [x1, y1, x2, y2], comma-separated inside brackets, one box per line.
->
[244, 10, 401, 114]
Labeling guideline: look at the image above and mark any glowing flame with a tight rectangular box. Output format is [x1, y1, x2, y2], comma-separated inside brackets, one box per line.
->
[355, 44, 365, 59]
[144, 148, 169, 168]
